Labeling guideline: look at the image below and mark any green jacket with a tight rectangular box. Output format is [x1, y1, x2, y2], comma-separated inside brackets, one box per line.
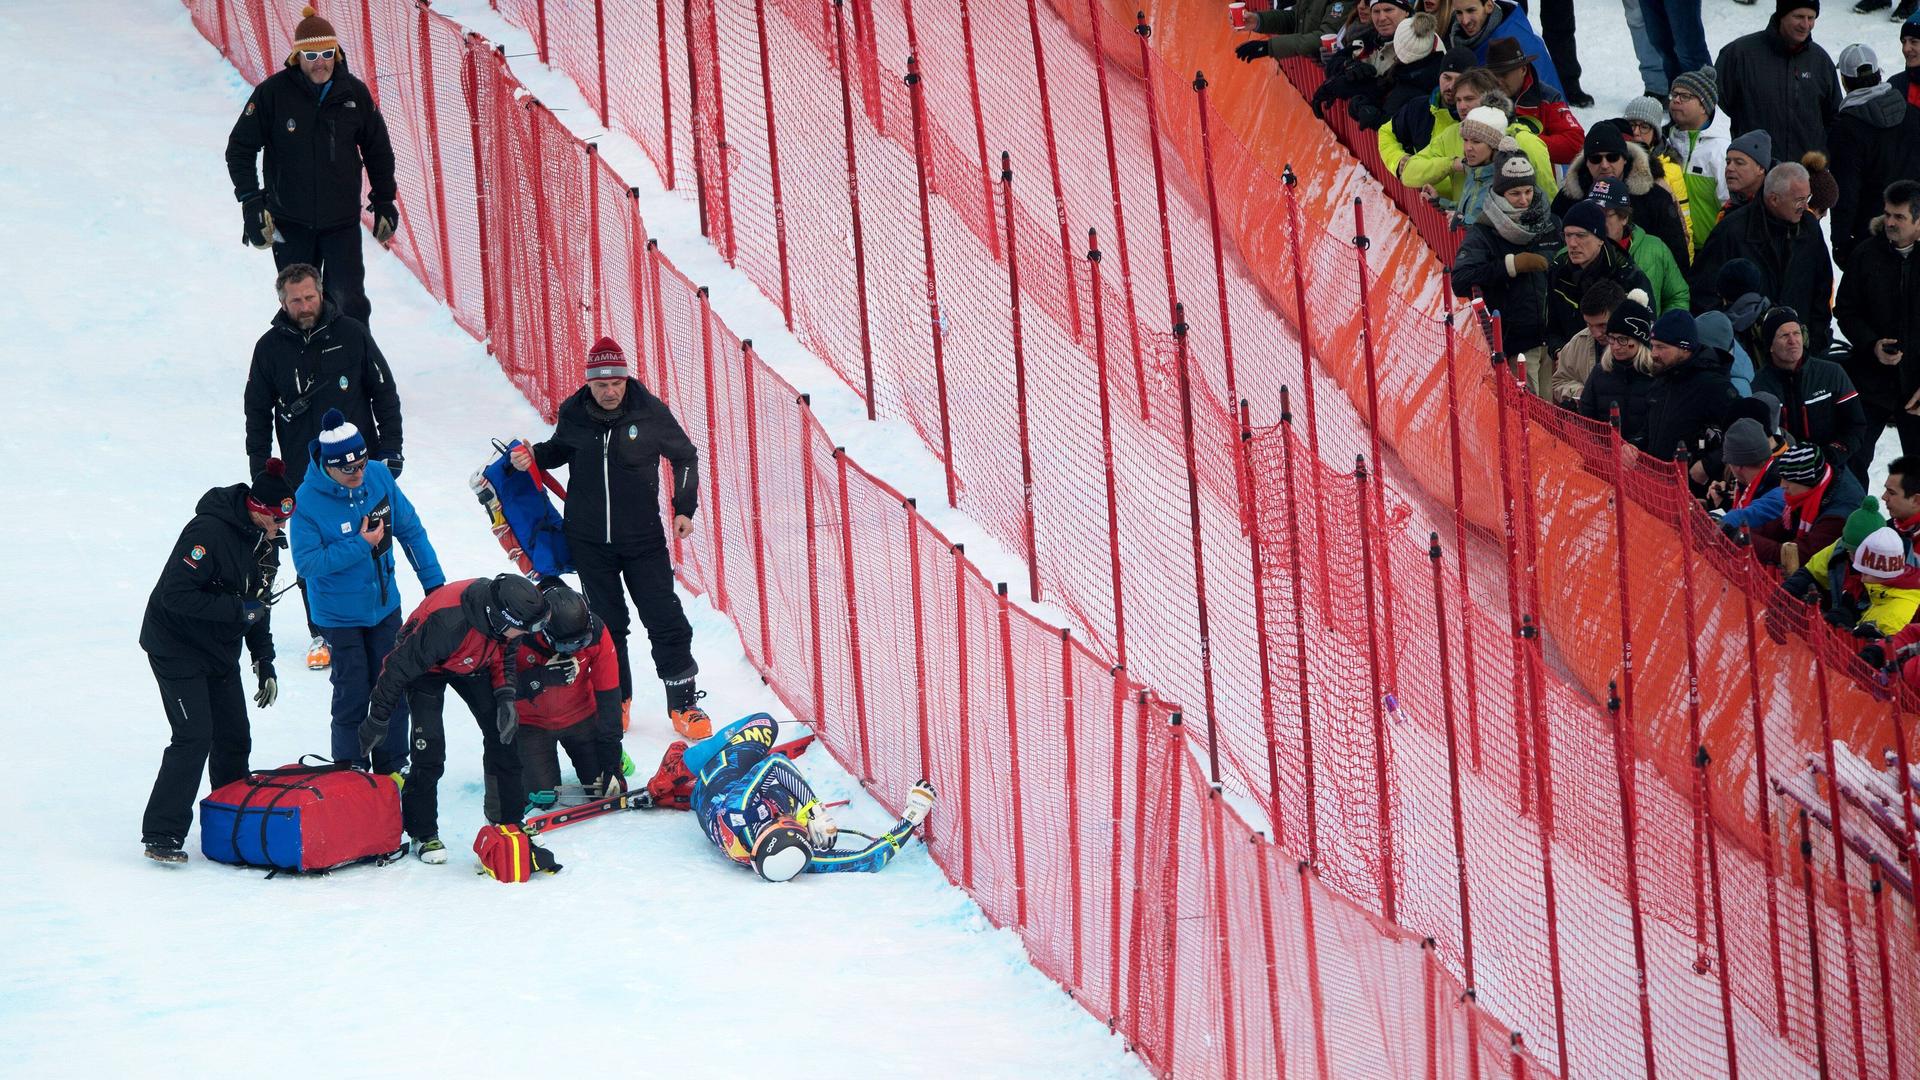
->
[1398, 120, 1558, 207]
[1626, 225, 1689, 315]
[1380, 97, 1457, 177]
[1250, 0, 1349, 60]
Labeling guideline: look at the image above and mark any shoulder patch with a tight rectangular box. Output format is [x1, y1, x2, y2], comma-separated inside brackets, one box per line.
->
[244, 101, 256, 116]
[344, 100, 357, 109]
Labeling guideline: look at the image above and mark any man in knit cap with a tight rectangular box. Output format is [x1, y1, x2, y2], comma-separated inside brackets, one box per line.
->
[1662, 67, 1731, 253]
[1645, 309, 1740, 475]
[139, 461, 298, 863]
[225, 6, 397, 326]
[1690, 162, 1833, 352]
[1589, 178, 1689, 314]
[1830, 30, 1920, 256]
[1722, 130, 1772, 216]
[1715, 0, 1841, 166]
[510, 338, 709, 739]
[1552, 121, 1692, 272]
[1706, 417, 1787, 532]
[290, 408, 444, 772]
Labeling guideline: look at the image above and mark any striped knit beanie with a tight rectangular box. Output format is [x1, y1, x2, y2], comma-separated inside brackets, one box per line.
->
[286, 6, 339, 66]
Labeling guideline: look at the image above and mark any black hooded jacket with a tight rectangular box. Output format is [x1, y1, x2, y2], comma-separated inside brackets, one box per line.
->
[243, 301, 402, 488]
[1836, 217, 1920, 411]
[225, 54, 396, 230]
[139, 485, 279, 675]
[531, 379, 700, 548]
[1829, 73, 1920, 258]
[1645, 349, 1740, 463]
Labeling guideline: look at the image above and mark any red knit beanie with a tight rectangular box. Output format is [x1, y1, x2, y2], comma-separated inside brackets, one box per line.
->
[286, 6, 340, 67]
[585, 336, 627, 381]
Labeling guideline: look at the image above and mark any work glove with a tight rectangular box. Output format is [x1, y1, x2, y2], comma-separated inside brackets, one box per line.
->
[904, 779, 937, 827]
[371, 201, 399, 244]
[380, 452, 404, 479]
[806, 805, 839, 850]
[252, 659, 278, 708]
[494, 688, 519, 746]
[241, 193, 274, 249]
[242, 599, 267, 627]
[1234, 38, 1272, 62]
[1852, 622, 1885, 641]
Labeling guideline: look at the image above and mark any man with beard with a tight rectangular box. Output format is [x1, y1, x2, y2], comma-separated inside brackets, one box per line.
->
[243, 262, 403, 671]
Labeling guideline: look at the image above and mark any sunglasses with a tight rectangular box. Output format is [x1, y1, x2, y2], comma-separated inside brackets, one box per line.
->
[300, 48, 336, 61]
[332, 460, 368, 475]
[1588, 153, 1622, 165]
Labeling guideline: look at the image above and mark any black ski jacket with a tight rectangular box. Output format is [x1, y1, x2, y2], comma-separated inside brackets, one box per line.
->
[1714, 24, 1840, 166]
[531, 379, 699, 549]
[1578, 361, 1657, 449]
[1750, 356, 1869, 466]
[225, 56, 396, 230]
[1544, 243, 1652, 355]
[1645, 349, 1740, 463]
[244, 301, 402, 488]
[1835, 221, 1920, 412]
[1829, 76, 1920, 257]
[1688, 200, 1834, 353]
[139, 485, 279, 675]
[367, 579, 516, 728]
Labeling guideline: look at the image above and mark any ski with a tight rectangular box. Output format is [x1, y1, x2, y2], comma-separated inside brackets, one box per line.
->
[523, 733, 818, 836]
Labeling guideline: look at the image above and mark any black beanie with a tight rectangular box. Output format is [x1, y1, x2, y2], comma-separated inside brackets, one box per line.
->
[1774, 0, 1819, 17]
[247, 458, 296, 520]
[1716, 258, 1766, 302]
[1583, 121, 1628, 162]
[1761, 306, 1803, 352]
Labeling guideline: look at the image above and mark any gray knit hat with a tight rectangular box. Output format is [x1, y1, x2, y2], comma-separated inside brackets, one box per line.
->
[1669, 66, 1719, 117]
[1622, 96, 1668, 132]
[1695, 310, 1736, 353]
[1728, 129, 1772, 170]
[1492, 139, 1535, 194]
[1722, 419, 1772, 467]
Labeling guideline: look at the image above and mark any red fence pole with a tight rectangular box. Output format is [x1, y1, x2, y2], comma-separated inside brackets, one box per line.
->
[908, 500, 931, 780]
[1159, 714, 1186, 1072]
[417, 2, 456, 304]
[656, 0, 675, 188]
[831, 0, 877, 418]
[1607, 680, 1661, 1078]
[997, 582, 1030, 927]
[1438, 291, 1481, 769]
[587, 145, 604, 338]
[1253, 837, 1288, 1080]
[698, 0, 735, 263]
[1126, 690, 1150, 1038]
[740, 341, 773, 668]
[799, 394, 825, 727]
[1810, 640, 1870, 1077]
[1020, 0, 1080, 342]
[534, 0, 548, 63]
[1869, 863, 1899, 1080]
[1171, 309, 1220, 783]
[1429, 533, 1476, 991]
[953, 0, 998, 260]
[1281, 168, 1327, 615]
[213, 0, 231, 56]
[1134, 14, 1179, 355]
[1298, 863, 1333, 1080]
[627, 189, 648, 377]
[1799, 809, 1835, 1076]
[465, 37, 494, 337]
[1001, 153, 1042, 602]
[1495, 369, 1532, 813]
[1193, 74, 1240, 432]
[1349, 199, 1399, 694]
[1736, 551, 1789, 1031]
[682, 0, 709, 233]
[1061, 627, 1084, 987]
[527, 103, 557, 381]
[1280, 387, 1318, 866]
[1083, 0, 1147, 414]
[1698, 750, 1742, 1079]
[1208, 784, 1240, 1080]
[1240, 400, 1281, 839]
[834, 446, 872, 783]
[753, 0, 792, 328]
[593, 0, 608, 126]
[1088, 232, 1128, 667]
[906, 57, 956, 508]
[1354, 456, 1397, 921]
[1889, 692, 1920, 951]
[955, 541, 975, 889]
[697, 287, 729, 610]
[358, 0, 380, 109]
[1106, 669, 1128, 1026]
[1675, 473, 1712, 974]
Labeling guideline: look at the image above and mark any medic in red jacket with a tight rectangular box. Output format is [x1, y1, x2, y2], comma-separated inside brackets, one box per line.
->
[511, 584, 626, 794]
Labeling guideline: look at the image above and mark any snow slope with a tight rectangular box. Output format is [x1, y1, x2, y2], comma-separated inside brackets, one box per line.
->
[0, 3, 1142, 1075]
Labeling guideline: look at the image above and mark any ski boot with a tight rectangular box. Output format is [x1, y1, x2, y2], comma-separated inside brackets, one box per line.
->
[667, 680, 711, 741]
[143, 838, 187, 865]
[306, 634, 331, 671]
[415, 836, 449, 864]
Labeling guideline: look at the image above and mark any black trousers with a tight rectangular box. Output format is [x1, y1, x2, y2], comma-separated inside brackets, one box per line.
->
[141, 658, 251, 845]
[1852, 398, 1920, 485]
[275, 219, 370, 325]
[573, 538, 696, 702]
[1538, 0, 1583, 97]
[516, 717, 605, 794]
[400, 672, 527, 841]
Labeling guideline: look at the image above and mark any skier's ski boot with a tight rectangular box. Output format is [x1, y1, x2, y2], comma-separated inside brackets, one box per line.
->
[622, 748, 635, 777]
[415, 836, 449, 864]
[666, 676, 711, 740]
[143, 838, 187, 865]
[306, 634, 331, 671]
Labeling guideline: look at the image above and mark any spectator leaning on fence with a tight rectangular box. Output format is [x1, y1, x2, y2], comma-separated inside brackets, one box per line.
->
[1386, 60, 1488, 179]
[1830, 29, 1920, 258]
[1451, 146, 1561, 394]
[1644, 310, 1740, 478]
[1235, 0, 1351, 61]
[1836, 179, 1920, 468]
[1715, 0, 1841, 167]
[1552, 278, 1629, 406]
[1399, 88, 1556, 211]
[1749, 306, 1869, 477]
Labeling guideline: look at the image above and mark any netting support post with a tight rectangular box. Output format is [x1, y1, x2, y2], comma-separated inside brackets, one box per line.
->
[1888, 692, 1920, 952]
[655, 0, 675, 188]
[1126, 690, 1151, 1040]
[754, 0, 792, 328]
[1675, 460, 1711, 976]
[1280, 387, 1318, 866]
[698, 0, 735, 262]
[1105, 668, 1128, 1027]
[534, 0, 548, 63]
[1240, 399, 1281, 845]
[464, 37, 495, 343]
[527, 102, 557, 374]
[358, 0, 380, 109]
[1437, 290, 1481, 769]
[1253, 836, 1288, 1078]
[1735, 542, 1791, 1032]
[1060, 627, 1084, 986]
[740, 341, 772, 669]
[1281, 166, 1328, 619]
[954, 542, 975, 889]
[696, 287, 729, 610]
[799, 394, 826, 729]
[996, 582, 1030, 927]
[417, 2, 456, 305]
[592, 0, 607, 126]
[1159, 713, 1186, 1072]
[1799, 809, 1835, 1076]
[1088, 233, 1128, 665]
[1194, 75, 1241, 478]
[831, 0, 876, 418]
[587, 145, 604, 338]
[834, 446, 872, 784]
[1021, 0, 1080, 341]
[1429, 534, 1476, 992]
[1811, 639, 1870, 1074]
[1607, 680, 1661, 1078]
[905, 57, 955, 508]
[1697, 749, 1742, 1080]
[1353, 456, 1397, 921]
[1869, 865, 1900, 1080]
[626, 190, 648, 383]
[1298, 862, 1333, 1080]
[1349, 200, 1399, 693]
[682, 0, 710, 234]
[1208, 783, 1239, 1080]
[907, 499, 931, 782]
[213, 0, 231, 56]
[1172, 310, 1219, 783]
[1134, 13, 1178, 397]
[1494, 360, 1531, 814]
[955, 0, 998, 260]
[1084, 0, 1147, 415]
[1001, 154, 1041, 602]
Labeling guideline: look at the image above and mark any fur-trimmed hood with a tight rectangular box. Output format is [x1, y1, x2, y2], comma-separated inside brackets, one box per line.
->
[1559, 139, 1656, 200]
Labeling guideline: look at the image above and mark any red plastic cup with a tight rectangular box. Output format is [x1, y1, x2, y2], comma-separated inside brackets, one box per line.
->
[1229, 2, 1247, 28]
[1320, 32, 1338, 55]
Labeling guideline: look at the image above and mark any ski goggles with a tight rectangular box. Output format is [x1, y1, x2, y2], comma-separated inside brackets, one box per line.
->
[547, 619, 598, 655]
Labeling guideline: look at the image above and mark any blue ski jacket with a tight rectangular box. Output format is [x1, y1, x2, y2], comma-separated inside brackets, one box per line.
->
[290, 455, 444, 629]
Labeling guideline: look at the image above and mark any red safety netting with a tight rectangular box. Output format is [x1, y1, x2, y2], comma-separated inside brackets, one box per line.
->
[189, 0, 1920, 1075]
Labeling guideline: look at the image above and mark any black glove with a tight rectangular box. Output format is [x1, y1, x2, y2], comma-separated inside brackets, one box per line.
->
[515, 655, 579, 699]
[494, 688, 519, 745]
[241, 193, 274, 249]
[1781, 570, 1816, 602]
[1853, 622, 1885, 640]
[252, 659, 278, 708]
[1860, 642, 1888, 670]
[371, 201, 399, 244]
[530, 842, 562, 875]
[1824, 604, 1854, 629]
[1234, 39, 1272, 62]
[358, 713, 388, 761]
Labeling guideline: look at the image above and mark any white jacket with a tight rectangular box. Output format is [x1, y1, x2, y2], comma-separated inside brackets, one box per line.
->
[1667, 109, 1730, 203]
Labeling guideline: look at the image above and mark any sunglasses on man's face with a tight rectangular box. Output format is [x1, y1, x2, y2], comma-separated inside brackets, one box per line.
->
[301, 48, 336, 61]
[1589, 153, 1622, 165]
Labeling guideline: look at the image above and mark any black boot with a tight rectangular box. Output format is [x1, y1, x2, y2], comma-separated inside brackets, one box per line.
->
[1893, 0, 1916, 19]
[143, 837, 187, 865]
[1854, 0, 1891, 13]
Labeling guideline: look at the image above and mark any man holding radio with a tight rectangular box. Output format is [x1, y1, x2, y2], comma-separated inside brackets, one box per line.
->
[245, 262, 404, 670]
[290, 409, 443, 770]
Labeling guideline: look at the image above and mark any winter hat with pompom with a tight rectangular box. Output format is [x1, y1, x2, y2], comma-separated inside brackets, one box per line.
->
[1802, 151, 1838, 212]
[315, 407, 368, 469]
[248, 458, 297, 521]
[1393, 13, 1438, 64]
[286, 6, 339, 66]
[1669, 66, 1719, 117]
[1492, 138, 1535, 193]
[1842, 497, 1887, 551]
